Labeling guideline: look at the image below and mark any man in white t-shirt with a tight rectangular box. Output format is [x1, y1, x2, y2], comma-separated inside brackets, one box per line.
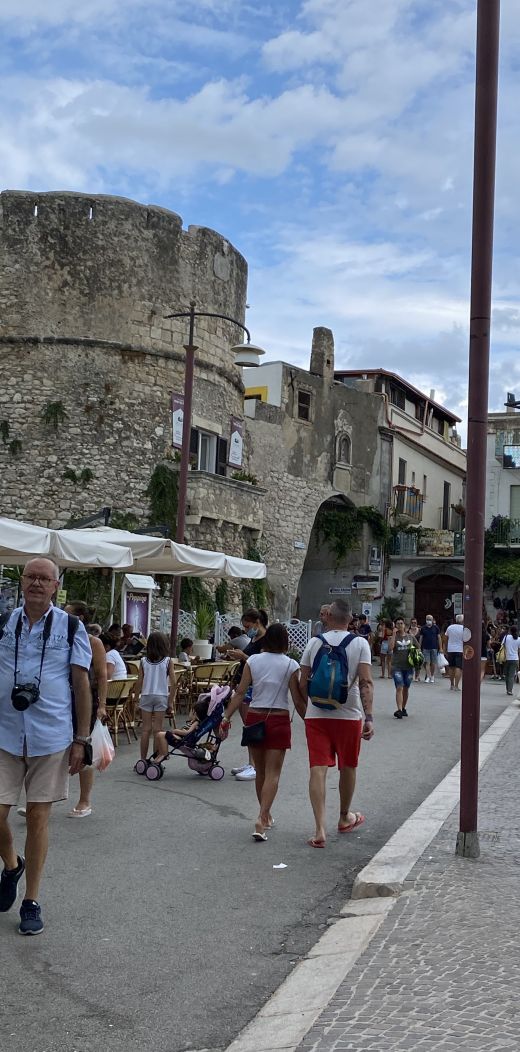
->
[299, 600, 374, 848]
[445, 614, 464, 691]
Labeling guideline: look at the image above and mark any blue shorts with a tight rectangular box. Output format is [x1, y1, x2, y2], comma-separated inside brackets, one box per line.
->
[422, 649, 438, 663]
[393, 669, 413, 689]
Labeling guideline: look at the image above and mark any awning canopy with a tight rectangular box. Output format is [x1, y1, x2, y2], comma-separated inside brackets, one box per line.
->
[0, 517, 134, 570]
[65, 526, 267, 579]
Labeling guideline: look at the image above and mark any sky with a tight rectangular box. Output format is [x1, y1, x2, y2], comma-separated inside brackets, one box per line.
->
[1, 0, 519, 434]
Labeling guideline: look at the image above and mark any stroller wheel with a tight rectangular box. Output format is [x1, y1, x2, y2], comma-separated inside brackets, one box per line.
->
[209, 765, 225, 781]
[134, 759, 148, 775]
[157, 765, 165, 779]
[145, 763, 162, 781]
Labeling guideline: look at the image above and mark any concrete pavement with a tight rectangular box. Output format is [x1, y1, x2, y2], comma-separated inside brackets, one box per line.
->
[227, 697, 520, 1052]
[0, 673, 514, 1052]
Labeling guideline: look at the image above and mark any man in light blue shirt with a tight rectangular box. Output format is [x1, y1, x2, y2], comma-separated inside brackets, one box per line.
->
[0, 558, 92, 935]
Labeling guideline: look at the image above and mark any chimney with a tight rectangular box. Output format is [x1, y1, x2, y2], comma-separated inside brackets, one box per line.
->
[310, 327, 335, 381]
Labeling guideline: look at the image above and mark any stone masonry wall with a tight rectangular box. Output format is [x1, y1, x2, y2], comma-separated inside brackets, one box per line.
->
[0, 192, 248, 551]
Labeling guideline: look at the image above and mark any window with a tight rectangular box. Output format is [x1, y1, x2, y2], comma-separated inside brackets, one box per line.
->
[411, 471, 416, 486]
[337, 433, 351, 465]
[390, 387, 406, 410]
[297, 390, 312, 421]
[442, 481, 451, 530]
[423, 474, 427, 499]
[190, 427, 219, 473]
[436, 416, 445, 437]
[398, 458, 407, 485]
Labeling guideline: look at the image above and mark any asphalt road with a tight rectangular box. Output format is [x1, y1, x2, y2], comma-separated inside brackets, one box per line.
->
[1, 674, 512, 1052]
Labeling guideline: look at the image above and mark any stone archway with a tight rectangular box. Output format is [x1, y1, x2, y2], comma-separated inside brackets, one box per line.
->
[406, 564, 464, 629]
[295, 495, 359, 620]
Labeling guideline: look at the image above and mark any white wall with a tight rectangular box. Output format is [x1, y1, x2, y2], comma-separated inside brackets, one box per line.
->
[392, 436, 464, 529]
[486, 432, 520, 523]
[243, 361, 284, 407]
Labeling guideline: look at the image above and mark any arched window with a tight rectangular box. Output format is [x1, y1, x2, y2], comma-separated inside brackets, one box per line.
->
[336, 433, 351, 466]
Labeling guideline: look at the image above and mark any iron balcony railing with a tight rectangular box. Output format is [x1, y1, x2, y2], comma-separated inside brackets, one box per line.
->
[389, 530, 465, 557]
[393, 485, 423, 524]
[492, 519, 520, 545]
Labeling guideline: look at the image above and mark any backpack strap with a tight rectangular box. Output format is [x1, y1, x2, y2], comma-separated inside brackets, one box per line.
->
[310, 632, 354, 675]
[67, 613, 80, 651]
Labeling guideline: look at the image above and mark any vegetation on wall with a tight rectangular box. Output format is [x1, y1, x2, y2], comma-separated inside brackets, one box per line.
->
[180, 576, 215, 614]
[315, 504, 389, 566]
[0, 421, 9, 444]
[41, 401, 68, 432]
[215, 580, 229, 613]
[62, 467, 95, 487]
[8, 439, 22, 456]
[484, 517, 520, 589]
[240, 541, 269, 611]
[146, 463, 179, 537]
[232, 470, 259, 486]
[61, 569, 115, 625]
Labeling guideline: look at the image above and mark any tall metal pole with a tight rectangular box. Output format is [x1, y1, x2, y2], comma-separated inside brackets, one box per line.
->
[170, 303, 197, 654]
[456, 0, 500, 858]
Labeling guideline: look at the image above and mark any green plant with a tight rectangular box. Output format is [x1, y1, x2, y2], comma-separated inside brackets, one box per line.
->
[63, 468, 78, 484]
[215, 580, 229, 613]
[8, 438, 22, 455]
[41, 401, 68, 432]
[241, 541, 269, 610]
[62, 467, 95, 488]
[110, 511, 142, 531]
[0, 420, 9, 444]
[146, 464, 179, 536]
[315, 504, 389, 567]
[61, 568, 116, 624]
[232, 470, 259, 486]
[180, 576, 214, 612]
[194, 601, 215, 640]
[380, 596, 404, 622]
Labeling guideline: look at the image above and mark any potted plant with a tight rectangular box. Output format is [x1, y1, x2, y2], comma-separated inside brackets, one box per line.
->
[192, 601, 215, 660]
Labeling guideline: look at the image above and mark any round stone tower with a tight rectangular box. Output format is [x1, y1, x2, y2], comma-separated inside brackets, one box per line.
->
[0, 191, 249, 529]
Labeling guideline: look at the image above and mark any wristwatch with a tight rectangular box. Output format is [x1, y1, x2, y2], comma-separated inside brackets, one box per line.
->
[73, 735, 92, 744]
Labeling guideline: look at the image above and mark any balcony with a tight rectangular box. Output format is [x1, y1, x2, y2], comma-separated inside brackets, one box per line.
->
[492, 518, 520, 546]
[186, 471, 266, 533]
[389, 528, 465, 558]
[393, 485, 424, 524]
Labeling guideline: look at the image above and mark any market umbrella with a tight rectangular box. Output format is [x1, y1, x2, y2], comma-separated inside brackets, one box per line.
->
[0, 517, 134, 570]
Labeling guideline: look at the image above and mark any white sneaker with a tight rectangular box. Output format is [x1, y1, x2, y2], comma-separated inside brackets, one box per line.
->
[425, 676, 430, 683]
[235, 765, 256, 781]
[430, 676, 435, 684]
[231, 763, 249, 776]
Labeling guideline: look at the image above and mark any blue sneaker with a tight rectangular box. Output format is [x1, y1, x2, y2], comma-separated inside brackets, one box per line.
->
[19, 899, 44, 936]
[0, 855, 25, 912]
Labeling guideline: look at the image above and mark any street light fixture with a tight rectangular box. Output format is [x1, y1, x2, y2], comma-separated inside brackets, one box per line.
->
[164, 301, 266, 653]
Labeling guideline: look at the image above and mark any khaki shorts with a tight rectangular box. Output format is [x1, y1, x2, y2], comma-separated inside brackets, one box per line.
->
[0, 747, 70, 805]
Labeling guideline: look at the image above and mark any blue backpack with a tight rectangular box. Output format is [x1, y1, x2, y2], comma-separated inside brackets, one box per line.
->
[309, 633, 354, 711]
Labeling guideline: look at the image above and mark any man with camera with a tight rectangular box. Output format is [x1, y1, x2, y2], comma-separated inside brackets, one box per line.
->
[0, 558, 92, 935]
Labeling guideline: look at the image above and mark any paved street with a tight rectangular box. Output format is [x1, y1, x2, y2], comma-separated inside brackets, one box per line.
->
[1, 674, 512, 1052]
[298, 701, 520, 1052]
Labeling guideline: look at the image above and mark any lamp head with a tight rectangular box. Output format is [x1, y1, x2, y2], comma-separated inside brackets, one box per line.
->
[231, 342, 266, 368]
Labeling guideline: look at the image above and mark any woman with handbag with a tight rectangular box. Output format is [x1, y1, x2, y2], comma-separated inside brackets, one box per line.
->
[220, 624, 303, 841]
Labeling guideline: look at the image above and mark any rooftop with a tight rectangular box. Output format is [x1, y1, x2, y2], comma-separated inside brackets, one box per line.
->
[335, 369, 461, 424]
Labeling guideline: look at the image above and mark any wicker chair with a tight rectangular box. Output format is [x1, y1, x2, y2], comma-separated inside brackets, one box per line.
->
[106, 677, 138, 746]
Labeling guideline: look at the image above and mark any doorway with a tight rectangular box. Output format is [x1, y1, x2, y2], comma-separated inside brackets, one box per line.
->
[414, 573, 463, 631]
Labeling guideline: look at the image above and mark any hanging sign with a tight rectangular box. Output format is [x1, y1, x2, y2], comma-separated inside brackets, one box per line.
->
[171, 393, 184, 449]
[228, 416, 244, 467]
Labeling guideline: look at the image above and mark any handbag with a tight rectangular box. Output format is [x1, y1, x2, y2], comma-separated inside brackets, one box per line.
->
[240, 659, 293, 748]
[497, 643, 506, 664]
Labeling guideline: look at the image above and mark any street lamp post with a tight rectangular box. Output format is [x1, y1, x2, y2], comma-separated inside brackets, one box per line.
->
[165, 301, 264, 654]
[457, 0, 500, 859]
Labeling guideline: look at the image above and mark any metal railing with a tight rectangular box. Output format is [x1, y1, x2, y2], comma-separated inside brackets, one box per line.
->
[389, 530, 465, 557]
[492, 519, 520, 545]
[393, 485, 423, 523]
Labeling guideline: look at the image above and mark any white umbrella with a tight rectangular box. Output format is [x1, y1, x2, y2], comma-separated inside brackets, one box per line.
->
[64, 526, 266, 578]
[0, 517, 134, 570]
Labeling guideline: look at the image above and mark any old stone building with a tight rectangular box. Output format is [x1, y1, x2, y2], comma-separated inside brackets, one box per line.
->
[0, 190, 263, 566]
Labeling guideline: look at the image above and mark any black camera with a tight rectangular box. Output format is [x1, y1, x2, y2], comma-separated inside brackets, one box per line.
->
[11, 683, 40, 712]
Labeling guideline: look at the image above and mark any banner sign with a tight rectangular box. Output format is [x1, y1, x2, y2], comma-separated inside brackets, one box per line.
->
[171, 393, 184, 449]
[124, 591, 150, 638]
[228, 416, 244, 467]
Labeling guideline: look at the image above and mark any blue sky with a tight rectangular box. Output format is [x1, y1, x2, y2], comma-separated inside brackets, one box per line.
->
[1, 0, 519, 433]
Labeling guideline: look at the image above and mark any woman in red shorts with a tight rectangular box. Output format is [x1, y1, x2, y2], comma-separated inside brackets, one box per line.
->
[220, 624, 303, 841]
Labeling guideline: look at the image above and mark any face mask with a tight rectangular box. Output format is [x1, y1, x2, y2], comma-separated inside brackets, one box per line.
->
[426, 619, 433, 626]
[247, 628, 257, 639]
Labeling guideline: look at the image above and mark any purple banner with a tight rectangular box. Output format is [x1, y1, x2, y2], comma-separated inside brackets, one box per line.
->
[124, 592, 150, 638]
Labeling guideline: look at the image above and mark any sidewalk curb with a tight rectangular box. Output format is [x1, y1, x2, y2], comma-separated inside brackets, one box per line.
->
[223, 701, 520, 1052]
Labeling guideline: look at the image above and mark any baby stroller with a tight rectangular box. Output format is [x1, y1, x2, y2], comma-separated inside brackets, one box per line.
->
[134, 685, 231, 782]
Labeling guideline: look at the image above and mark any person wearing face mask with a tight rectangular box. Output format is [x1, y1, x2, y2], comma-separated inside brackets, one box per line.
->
[419, 615, 443, 683]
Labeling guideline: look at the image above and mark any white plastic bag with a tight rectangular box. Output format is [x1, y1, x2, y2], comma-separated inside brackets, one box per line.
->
[91, 718, 115, 772]
[437, 652, 448, 669]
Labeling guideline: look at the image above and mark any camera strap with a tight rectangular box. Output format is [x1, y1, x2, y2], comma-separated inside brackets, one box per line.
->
[13, 608, 54, 689]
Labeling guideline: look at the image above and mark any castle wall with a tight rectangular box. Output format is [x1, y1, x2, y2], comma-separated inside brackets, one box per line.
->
[0, 191, 248, 540]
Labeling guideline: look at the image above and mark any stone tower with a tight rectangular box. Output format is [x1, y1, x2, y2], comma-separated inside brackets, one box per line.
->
[0, 191, 248, 528]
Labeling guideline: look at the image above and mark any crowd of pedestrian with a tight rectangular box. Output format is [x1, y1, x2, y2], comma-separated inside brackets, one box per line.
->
[1, 562, 518, 940]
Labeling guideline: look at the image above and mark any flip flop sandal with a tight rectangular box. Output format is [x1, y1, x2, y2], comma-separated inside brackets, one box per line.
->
[307, 837, 326, 848]
[338, 813, 365, 834]
[68, 808, 92, 819]
[252, 831, 268, 842]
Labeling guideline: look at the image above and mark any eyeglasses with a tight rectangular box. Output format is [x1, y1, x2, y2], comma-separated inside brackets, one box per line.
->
[22, 574, 57, 585]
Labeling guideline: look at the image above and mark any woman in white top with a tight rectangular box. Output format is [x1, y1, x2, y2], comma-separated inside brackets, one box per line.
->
[132, 632, 176, 762]
[502, 626, 520, 695]
[101, 636, 128, 681]
[221, 624, 303, 842]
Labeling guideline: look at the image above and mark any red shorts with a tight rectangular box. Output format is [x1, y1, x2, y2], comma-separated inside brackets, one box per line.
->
[245, 710, 291, 750]
[305, 718, 362, 769]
